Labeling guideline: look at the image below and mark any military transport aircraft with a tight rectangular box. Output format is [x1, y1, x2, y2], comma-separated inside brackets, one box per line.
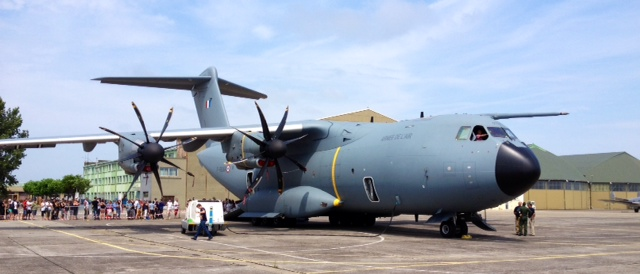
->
[0, 66, 568, 238]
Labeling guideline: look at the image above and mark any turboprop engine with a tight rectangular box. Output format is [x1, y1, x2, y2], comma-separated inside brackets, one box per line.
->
[225, 131, 263, 170]
[117, 134, 145, 175]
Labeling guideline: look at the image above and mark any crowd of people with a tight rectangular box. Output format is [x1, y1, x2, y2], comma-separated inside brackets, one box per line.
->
[0, 197, 183, 221]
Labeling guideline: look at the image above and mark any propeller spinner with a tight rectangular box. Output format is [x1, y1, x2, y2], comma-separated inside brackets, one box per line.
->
[100, 102, 194, 199]
[235, 102, 307, 195]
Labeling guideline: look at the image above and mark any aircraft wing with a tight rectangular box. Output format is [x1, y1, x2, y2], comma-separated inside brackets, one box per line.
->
[0, 124, 305, 151]
[599, 197, 639, 207]
[485, 112, 569, 120]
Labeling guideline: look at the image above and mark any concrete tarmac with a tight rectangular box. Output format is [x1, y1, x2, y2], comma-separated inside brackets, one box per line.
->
[1, 210, 640, 273]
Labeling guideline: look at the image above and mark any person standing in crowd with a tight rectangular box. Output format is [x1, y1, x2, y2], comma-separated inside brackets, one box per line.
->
[166, 200, 173, 219]
[157, 199, 165, 219]
[173, 199, 180, 218]
[148, 201, 156, 220]
[83, 199, 90, 220]
[513, 201, 522, 235]
[32, 198, 40, 220]
[72, 199, 80, 220]
[115, 200, 122, 220]
[25, 199, 32, 220]
[528, 202, 536, 236]
[91, 197, 99, 220]
[192, 204, 213, 241]
[519, 202, 530, 236]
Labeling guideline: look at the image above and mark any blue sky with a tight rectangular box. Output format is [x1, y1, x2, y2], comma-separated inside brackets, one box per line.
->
[1, 0, 638, 183]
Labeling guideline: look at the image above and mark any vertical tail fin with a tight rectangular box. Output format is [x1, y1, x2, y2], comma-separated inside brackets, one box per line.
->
[193, 67, 230, 128]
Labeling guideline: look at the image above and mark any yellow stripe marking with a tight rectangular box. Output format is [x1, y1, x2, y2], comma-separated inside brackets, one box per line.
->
[332, 147, 342, 206]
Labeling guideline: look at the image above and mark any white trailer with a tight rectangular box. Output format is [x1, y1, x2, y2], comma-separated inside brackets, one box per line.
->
[181, 200, 226, 235]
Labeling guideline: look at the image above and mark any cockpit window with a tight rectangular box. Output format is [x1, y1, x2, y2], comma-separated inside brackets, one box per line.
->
[487, 127, 508, 138]
[505, 128, 518, 140]
[472, 125, 488, 141]
[456, 126, 472, 140]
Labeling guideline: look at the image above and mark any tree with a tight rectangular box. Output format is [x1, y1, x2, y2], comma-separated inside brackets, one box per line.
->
[61, 174, 92, 196]
[0, 97, 29, 196]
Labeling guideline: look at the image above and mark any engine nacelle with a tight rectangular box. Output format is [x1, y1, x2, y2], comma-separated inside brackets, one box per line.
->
[117, 133, 144, 175]
[226, 131, 263, 170]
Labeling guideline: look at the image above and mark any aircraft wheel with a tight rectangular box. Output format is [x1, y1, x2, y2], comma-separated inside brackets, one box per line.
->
[455, 221, 468, 237]
[439, 219, 456, 238]
[329, 215, 340, 226]
[273, 217, 285, 227]
[262, 218, 274, 226]
[339, 216, 353, 227]
[363, 216, 376, 227]
[251, 218, 261, 226]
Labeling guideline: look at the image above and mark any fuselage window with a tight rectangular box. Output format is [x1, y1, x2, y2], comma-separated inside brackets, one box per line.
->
[363, 177, 380, 202]
[472, 125, 488, 141]
[456, 126, 472, 140]
[487, 127, 508, 138]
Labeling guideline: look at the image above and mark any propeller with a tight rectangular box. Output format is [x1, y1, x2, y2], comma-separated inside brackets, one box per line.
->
[235, 102, 307, 195]
[100, 102, 195, 199]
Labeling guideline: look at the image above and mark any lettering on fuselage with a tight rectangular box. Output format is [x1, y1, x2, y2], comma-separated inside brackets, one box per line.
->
[380, 133, 413, 142]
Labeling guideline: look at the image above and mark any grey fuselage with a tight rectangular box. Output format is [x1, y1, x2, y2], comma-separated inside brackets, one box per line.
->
[198, 114, 539, 218]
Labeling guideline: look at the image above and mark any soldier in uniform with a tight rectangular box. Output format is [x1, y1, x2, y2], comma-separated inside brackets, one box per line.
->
[514, 201, 522, 235]
[519, 202, 530, 236]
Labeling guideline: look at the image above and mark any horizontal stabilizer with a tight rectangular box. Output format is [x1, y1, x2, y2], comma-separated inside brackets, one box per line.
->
[93, 76, 267, 100]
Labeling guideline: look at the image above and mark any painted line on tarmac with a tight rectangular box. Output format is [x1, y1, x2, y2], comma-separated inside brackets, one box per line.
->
[305, 249, 640, 273]
[19, 221, 251, 263]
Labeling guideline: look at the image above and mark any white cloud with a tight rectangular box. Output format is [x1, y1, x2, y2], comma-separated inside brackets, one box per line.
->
[1, 0, 640, 182]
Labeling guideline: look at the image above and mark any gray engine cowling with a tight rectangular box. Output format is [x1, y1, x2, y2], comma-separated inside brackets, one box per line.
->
[225, 131, 262, 170]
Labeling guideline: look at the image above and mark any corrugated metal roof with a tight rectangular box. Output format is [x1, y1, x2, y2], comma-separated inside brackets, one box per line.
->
[321, 109, 396, 123]
[529, 144, 587, 181]
[560, 152, 640, 183]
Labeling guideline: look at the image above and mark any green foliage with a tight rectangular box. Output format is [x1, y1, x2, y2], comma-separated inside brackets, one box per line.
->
[61, 174, 92, 195]
[21, 175, 92, 197]
[0, 97, 29, 196]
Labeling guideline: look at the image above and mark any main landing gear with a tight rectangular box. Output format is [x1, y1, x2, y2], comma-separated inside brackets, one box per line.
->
[439, 217, 468, 238]
[438, 212, 495, 238]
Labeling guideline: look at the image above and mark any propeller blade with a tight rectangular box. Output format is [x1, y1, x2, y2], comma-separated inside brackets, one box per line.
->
[131, 102, 150, 143]
[157, 107, 174, 143]
[273, 106, 289, 140]
[255, 102, 272, 141]
[123, 163, 146, 198]
[163, 137, 197, 151]
[234, 127, 266, 146]
[100, 127, 142, 149]
[151, 162, 164, 197]
[275, 160, 284, 194]
[284, 155, 307, 172]
[283, 134, 307, 145]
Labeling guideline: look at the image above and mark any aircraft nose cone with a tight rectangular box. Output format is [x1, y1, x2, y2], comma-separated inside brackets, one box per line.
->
[495, 142, 541, 196]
